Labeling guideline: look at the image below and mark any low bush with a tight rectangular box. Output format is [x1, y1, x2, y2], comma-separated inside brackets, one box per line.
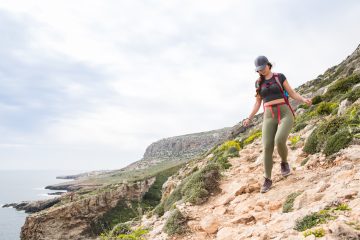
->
[311, 95, 323, 105]
[303, 228, 325, 238]
[315, 102, 338, 115]
[303, 129, 320, 154]
[294, 210, 336, 231]
[210, 140, 241, 169]
[163, 209, 188, 235]
[323, 74, 360, 101]
[294, 202, 351, 232]
[283, 191, 302, 213]
[243, 129, 262, 145]
[323, 128, 352, 156]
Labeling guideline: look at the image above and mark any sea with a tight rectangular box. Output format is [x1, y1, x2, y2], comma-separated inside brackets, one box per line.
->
[0, 169, 82, 240]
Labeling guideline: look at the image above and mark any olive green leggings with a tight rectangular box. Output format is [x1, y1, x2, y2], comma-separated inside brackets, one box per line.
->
[262, 103, 294, 179]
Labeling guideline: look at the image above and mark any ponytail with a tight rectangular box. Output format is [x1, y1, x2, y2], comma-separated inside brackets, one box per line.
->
[254, 62, 273, 97]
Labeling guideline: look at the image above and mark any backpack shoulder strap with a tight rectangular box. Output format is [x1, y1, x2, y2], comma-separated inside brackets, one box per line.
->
[273, 72, 284, 91]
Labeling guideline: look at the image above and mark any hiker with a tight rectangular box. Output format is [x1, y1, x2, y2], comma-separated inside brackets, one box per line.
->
[242, 56, 312, 193]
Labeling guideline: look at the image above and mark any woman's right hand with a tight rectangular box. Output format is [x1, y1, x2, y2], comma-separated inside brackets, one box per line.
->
[242, 118, 251, 127]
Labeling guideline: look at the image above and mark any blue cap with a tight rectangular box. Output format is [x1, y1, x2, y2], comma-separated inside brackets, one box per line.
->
[254, 55, 269, 71]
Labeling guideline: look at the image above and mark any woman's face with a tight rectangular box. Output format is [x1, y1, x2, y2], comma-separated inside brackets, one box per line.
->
[257, 64, 269, 75]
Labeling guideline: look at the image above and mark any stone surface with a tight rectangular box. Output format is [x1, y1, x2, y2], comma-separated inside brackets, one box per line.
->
[200, 215, 219, 234]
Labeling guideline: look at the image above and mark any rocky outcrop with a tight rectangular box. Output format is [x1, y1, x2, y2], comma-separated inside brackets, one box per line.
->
[45, 181, 104, 191]
[126, 128, 233, 170]
[20, 178, 155, 240]
[3, 197, 61, 213]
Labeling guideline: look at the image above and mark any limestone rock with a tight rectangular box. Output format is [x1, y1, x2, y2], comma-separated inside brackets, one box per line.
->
[230, 213, 256, 225]
[216, 227, 239, 240]
[200, 215, 219, 234]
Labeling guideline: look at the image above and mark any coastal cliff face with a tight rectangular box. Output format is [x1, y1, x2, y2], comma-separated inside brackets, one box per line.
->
[125, 128, 234, 171]
[20, 178, 155, 240]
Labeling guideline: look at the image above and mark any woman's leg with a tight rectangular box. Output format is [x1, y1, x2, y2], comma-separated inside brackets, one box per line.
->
[275, 105, 295, 163]
[262, 107, 278, 179]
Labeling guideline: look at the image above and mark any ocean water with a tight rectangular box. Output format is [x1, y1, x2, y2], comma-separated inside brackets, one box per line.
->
[0, 170, 82, 240]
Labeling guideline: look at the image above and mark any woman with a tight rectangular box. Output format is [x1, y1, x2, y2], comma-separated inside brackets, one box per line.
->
[242, 56, 312, 193]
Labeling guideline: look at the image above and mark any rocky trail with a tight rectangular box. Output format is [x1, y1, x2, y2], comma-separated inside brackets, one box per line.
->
[143, 133, 360, 240]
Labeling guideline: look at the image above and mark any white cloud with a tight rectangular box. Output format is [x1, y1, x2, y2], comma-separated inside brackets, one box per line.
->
[0, 0, 359, 170]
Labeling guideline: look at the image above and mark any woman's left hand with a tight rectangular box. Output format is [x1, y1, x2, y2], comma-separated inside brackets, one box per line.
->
[302, 97, 312, 106]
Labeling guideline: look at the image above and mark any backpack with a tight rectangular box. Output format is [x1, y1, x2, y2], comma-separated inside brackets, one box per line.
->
[256, 72, 296, 118]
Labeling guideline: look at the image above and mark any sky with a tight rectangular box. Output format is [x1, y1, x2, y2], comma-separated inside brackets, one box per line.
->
[0, 0, 359, 171]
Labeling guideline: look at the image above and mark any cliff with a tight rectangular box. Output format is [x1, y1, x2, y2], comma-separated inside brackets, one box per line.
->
[20, 178, 155, 240]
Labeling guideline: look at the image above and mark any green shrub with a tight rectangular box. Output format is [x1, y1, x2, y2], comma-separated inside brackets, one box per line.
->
[333, 203, 351, 211]
[294, 210, 336, 231]
[109, 223, 132, 236]
[303, 113, 355, 156]
[323, 74, 360, 101]
[298, 104, 310, 109]
[312, 95, 323, 105]
[155, 163, 222, 216]
[348, 87, 360, 103]
[215, 140, 241, 153]
[345, 104, 360, 125]
[181, 163, 221, 204]
[210, 140, 240, 169]
[214, 155, 232, 169]
[331, 106, 339, 115]
[323, 128, 352, 156]
[91, 201, 144, 235]
[283, 191, 302, 213]
[225, 146, 240, 158]
[293, 122, 307, 132]
[339, 87, 360, 103]
[153, 202, 165, 216]
[315, 102, 338, 115]
[100, 225, 149, 240]
[303, 129, 320, 154]
[293, 202, 350, 232]
[163, 209, 188, 235]
[317, 116, 345, 137]
[243, 129, 262, 145]
[303, 228, 325, 238]
[289, 135, 301, 147]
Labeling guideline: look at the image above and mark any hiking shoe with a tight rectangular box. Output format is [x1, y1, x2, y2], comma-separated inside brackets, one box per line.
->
[281, 162, 291, 177]
[260, 177, 272, 193]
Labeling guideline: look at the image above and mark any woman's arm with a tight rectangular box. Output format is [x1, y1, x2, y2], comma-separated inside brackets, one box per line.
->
[243, 93, 262, 127]
[248, 95, 262, 120]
